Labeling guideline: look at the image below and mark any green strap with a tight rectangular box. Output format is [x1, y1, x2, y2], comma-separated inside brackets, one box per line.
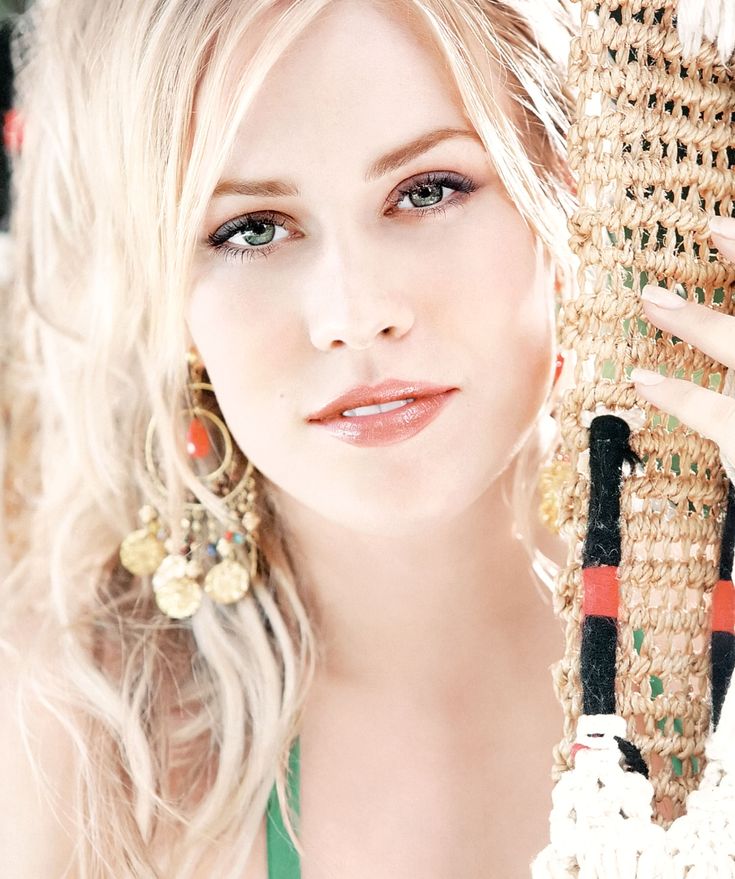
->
[266, 736, 301, 879]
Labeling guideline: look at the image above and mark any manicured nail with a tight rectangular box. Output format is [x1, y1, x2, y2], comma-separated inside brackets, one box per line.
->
[710, 215, 735, 240]
[640, 284, 687, 309]
[630, 367, 667, 386]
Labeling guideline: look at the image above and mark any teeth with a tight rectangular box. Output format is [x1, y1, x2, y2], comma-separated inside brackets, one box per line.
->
[342, 398, 415, 417]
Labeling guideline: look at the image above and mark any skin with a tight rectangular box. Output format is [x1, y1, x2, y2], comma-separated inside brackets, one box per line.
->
[186, 9, 568, 868]
[633, 222, 735, 451]
[187, 0, 561, 700]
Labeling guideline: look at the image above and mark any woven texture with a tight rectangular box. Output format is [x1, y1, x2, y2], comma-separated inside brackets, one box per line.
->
[552, 0, 735, 830]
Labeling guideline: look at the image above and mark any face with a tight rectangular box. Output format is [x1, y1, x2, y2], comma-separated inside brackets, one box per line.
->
[187, 0, 555, 537]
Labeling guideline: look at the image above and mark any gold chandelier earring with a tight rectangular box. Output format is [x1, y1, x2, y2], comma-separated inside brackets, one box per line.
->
[119, 349, 262, 619]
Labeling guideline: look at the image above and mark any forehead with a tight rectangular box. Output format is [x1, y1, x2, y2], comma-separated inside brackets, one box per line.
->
[205, 0, 513, 176]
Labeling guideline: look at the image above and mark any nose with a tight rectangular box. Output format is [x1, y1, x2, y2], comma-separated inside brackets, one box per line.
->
[306, 250, 415, 351]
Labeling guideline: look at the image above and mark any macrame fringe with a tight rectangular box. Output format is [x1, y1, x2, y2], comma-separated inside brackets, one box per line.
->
[530, 714, 665, 878]
[676, 0, 735, 65]
[647, 637, 735, 878]
[532, 683, 735, 877]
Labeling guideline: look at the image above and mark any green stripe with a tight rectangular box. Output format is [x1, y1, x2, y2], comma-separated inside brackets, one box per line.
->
[266, 736, 301, 879]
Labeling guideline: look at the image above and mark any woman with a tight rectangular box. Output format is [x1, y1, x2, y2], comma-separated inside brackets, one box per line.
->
[4, 0, 733, 876]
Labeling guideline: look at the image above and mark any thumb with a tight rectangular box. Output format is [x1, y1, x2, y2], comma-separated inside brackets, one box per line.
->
[709, 215, 735, 261]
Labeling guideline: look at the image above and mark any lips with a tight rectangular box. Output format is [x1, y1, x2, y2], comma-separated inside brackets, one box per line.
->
[307, 379, 457, 422]
[308, 387, 459, 448]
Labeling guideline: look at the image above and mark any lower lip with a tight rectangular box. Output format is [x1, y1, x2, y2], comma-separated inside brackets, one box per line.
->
[309, 390, 458, 447]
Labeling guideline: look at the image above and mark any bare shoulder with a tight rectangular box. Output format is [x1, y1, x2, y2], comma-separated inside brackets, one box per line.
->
[0, 614, 78, 877]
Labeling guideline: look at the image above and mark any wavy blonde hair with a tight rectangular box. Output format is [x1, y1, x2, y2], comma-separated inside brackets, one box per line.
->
[1, 0, 578, 875]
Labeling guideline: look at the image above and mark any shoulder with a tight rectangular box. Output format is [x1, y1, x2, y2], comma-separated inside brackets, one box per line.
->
[0, 614, 78, 877]
[0, 611, 271, 878]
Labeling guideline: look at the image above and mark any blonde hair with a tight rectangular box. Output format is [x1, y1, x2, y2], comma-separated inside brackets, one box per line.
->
[2, 0, 578, 875]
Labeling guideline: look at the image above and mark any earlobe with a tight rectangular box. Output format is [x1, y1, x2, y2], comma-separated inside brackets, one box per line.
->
[539, 244, 563, 300]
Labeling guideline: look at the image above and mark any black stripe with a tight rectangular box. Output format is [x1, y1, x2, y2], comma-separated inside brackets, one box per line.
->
[583, 415, 641, 569]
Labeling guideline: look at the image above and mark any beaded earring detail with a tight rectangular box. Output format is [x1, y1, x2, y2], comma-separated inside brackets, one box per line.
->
[538, 451, 573, 536]
[119, 350, 261, 619]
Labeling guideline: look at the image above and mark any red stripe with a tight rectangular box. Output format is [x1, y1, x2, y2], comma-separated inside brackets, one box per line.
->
[583, 565, 619, 618]
[712, 579, 735, 633]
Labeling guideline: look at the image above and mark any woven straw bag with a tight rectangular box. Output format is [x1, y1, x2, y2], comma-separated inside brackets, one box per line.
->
[532, 2, 735, 875]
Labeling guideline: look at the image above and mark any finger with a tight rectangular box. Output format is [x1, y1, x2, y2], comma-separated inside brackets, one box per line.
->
[709, 216, 735, 263]
[640, 284, 735, 373]
[630, 369, 735, 454]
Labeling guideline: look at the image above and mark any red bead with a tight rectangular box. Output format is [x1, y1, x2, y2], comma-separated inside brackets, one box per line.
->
[553, 351, 564, 386]
[2, 108, 23, 154]
[224, 530, 233, 541]
[186, 417, 211, 458]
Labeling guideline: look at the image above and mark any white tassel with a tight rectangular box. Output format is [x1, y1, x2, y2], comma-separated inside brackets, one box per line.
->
[649, 665, 735, 878]
[531, 715, 665, 878]
[676, 0, 735, 66]
[534, 675, 735, 876]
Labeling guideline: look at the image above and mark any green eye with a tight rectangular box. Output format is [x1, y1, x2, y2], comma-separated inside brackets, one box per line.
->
[390, 170, 478, 214]
[406, 182, 444, 208]
[235, 219, 277, 246]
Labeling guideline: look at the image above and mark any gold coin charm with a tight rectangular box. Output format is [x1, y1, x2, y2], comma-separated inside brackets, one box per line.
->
[538, 456, 573, 535]
[204, 557, 251, 604]
[119, 528, 167, 576]
[154, 577, 202, 619]
[152, 554, 203, 619]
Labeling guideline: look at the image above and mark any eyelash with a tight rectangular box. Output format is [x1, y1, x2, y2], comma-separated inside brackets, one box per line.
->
[207, 170, 479, 264]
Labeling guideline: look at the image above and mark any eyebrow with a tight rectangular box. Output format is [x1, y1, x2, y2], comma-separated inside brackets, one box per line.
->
[210, 126, 483, 200]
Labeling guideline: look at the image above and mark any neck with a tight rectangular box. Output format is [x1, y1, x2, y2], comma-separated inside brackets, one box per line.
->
[267, 454, 562, 703]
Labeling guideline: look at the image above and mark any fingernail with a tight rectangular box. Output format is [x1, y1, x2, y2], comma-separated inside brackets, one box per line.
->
[710, 215, 735, 240]
[640, 284, 687, 310]
[630, 367, 667, 386]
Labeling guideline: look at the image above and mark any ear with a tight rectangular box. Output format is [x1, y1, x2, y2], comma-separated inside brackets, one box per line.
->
[183, 325, 200, 361]
[535, 238, 567, 306]
[541, 248, 563, 297]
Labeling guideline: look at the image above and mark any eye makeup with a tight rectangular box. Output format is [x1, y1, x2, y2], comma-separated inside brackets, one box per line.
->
[206, 169, 479, 264]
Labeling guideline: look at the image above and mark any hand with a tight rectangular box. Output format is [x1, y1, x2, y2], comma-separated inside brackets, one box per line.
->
[630, 216, 735, 468]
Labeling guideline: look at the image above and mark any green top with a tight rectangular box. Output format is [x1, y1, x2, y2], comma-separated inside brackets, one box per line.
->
[266, 736, 301, 878]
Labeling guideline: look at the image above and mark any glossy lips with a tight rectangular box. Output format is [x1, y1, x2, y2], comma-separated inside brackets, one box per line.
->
[307, 380, 458, 447]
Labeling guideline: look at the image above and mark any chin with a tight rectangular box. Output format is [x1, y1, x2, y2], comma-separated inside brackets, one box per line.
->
[320, 476, 494, 538]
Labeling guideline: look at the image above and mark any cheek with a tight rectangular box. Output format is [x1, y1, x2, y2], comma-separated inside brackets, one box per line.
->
[185, 277, 303, 455]
[442, 199, 550, 370]
[443, 204, 553, 438]
[489, 228, 551, 379]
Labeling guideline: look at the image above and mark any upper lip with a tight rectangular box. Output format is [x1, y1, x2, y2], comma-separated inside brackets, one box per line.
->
[307, 379, 457, 421]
